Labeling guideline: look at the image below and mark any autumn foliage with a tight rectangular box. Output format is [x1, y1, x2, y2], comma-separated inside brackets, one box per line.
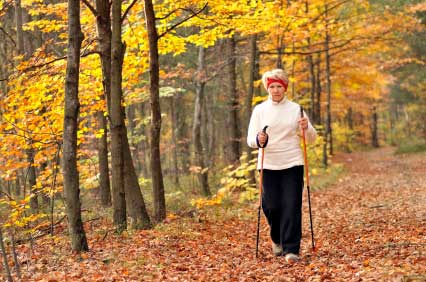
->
[0, 0, 425, 280]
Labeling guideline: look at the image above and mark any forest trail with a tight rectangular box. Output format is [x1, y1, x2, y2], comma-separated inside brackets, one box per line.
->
[19, 147, 426, 281]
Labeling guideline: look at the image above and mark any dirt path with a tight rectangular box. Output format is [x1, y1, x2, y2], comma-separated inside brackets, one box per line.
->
[20, 147, 426, 281]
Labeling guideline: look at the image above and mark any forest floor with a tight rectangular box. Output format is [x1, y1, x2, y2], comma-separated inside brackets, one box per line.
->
[11, 147, 426, 281]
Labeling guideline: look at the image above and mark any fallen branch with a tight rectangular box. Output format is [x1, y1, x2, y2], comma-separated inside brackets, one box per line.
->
[15, 216, 66, 245]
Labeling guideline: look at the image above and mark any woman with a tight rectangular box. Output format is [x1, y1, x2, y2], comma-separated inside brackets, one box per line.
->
[247, 68, 317, 263]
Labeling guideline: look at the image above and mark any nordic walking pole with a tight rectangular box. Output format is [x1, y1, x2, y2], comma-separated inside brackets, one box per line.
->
[300, 106, 315, 251]
[256, 125, 268, 258]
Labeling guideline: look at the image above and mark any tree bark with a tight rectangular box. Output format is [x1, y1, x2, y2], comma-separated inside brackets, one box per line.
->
[16, 0, 38, 211]
[110, 0, 127, 232]
[144, 0, 166, 223]
[122, 129, 152, 229]
[14, 0, 24, 55]
[193, 46, 210, 196]
[0, 227, 13, 282]
[225, 36, 241, 165]
[371, 106, 379, 147]
[245, 34, 259, 184]
[325, 3, 333, 157]
[62, 0, 88, 252]
[97, 111, 111, 206]
[315, 54, 322, 125]
[170, 96, 180, 187]
[95, 0, 113, 208]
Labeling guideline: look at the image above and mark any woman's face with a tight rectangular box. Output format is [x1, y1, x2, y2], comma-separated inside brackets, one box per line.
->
[268, 82, 286, 102]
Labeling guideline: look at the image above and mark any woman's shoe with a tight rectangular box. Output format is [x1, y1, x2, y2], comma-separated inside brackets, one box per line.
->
[285, 253, 299, 263]
[272, 242, 283, 256]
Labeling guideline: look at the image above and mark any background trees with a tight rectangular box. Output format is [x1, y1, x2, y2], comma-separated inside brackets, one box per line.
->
[0, 0, 424, 266]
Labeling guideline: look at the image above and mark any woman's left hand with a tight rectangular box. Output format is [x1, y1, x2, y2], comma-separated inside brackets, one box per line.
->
[298, 117, 308, 131]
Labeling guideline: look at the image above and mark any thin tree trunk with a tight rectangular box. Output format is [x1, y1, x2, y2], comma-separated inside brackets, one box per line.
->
[14, 175, 21, 197]
[345, 107, 353, 152]
[371, 106, 379, 147]
[97, 111, 111, 206]
[245, 34, 259, 184]
[26, 146, 38, 211]
[225, 36, 241, 165]
[16, 0, 38, 211]
[138, 102, 150, 177]
[307, 51, 316, 121]
[325, 3, 333, 156]
[315, 54, 322, 125]
[176, 98, 190, 174]
[276, 35, 283, 69]
[63, 0, 88, 252]
[0, 228, 13, 282]
[306, 0, 316, 122]
[110, 0, 127, 232]
[205, 92, 216, 167]
[193, 46, 210, 196]
[170, 97, 180, 187]
[9, 231, 20, 279]
[144, 0, 166, 223]
[14, 0, 24, 54]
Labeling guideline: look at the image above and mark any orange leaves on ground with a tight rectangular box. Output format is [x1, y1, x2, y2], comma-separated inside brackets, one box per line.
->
[9, 147, 426, 281]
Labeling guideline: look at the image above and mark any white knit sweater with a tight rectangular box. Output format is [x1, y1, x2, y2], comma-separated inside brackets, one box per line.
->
[247, 97, 317, 170]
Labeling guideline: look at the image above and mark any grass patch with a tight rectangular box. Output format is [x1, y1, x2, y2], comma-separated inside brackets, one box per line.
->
[309, 163, 345, 190]
[395, 142, 426, 154]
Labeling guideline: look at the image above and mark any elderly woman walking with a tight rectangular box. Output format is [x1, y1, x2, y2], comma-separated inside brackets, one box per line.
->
[247, 68, 317, 263]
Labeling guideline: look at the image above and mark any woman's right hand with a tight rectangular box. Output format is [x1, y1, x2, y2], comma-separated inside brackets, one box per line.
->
[257, 131, 268, 147]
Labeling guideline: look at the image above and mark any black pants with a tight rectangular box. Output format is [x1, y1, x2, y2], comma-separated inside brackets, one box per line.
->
[261, 166, 304, 255]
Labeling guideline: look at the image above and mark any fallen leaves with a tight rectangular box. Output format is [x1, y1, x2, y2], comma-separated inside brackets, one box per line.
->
[3, 147, 426, 281]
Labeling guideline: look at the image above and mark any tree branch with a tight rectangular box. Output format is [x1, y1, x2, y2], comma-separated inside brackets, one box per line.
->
[81, 0, 97, 16]
[0, 26, 16, 46]
[121, 0, 138, 24]
[0, 75, 10, 82]
[158, 3, 208, 39]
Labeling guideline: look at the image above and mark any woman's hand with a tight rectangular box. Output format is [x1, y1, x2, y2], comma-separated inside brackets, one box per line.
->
[298, 117, 308, 131]
[257, 131, 268, 147]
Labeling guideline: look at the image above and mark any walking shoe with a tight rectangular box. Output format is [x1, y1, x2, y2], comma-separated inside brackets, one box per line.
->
[272, 242, 283, 256]
[285, 253, 299, 263]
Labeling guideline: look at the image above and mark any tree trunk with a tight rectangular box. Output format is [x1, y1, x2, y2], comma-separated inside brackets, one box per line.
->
[307, 51, 316, 121]
[0, 227, 13, 282]
[225, 36, 241, 165]
[193, 46, 210, 196]
[123, 130, 152, 229]
[205, 92, 216, 167]
[144, 0, 166, 223]
[16, 0, 38, 211]
[175, 97, 190, 174]
[315, 54, 322, 125]
[94, 0, 151, 226]
[62, 0, 88, 252]
[97, 111, 111, 206]
[26, 146, 38, 211]
[325, 3, 333, 157]
[110, 0, 127, 232]
[306, 1, 316, 123]
[245, 34, 259, 184]
[371, 106, 379, 148]
[291, 39, 296, 99]
[95, 0, 113, 207]
[170, 96, 180, 187]
[14, 0, 24, 55]
[138, 102, 150, 177]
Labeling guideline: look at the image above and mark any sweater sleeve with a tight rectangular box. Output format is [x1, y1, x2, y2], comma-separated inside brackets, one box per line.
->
[247, 106, 260, 148]
[303, 111, 317, 144]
